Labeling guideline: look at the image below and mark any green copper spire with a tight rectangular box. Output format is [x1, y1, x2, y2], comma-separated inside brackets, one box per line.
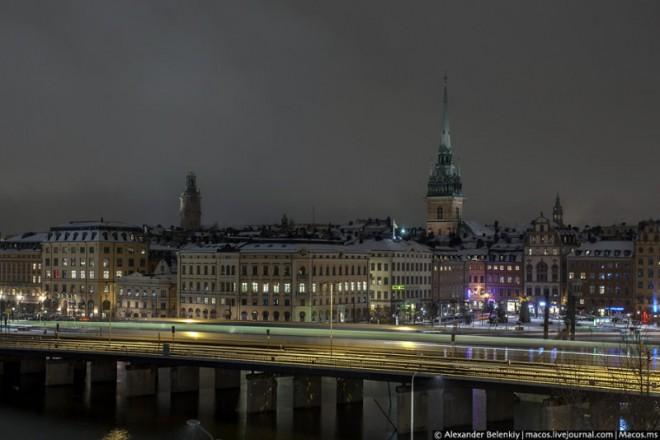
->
[427, 74, 462, 197]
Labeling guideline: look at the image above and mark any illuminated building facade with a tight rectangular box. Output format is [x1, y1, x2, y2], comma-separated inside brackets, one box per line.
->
[41, 221, 148, 318]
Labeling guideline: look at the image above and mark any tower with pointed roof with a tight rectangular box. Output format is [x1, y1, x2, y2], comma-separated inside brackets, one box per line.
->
[552, 194, 564, 227]
[426, 75, 465, 236]
[179, 172, 202, 230]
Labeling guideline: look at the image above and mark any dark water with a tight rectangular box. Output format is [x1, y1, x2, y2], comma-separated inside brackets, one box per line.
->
[0, 364, 457, 440]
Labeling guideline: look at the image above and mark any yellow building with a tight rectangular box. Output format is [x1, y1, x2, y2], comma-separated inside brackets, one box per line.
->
[41, 221, 148, 318]
[238, 242, 370, 323]
[0, 232, 45, 317]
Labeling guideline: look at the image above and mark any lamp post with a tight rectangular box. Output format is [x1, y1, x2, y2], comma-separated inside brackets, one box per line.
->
[569, 279, 582, 341]
[410, 371, 418, 440]
[330, 283, 334, 359]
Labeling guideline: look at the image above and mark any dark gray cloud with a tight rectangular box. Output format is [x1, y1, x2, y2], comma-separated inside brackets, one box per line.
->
[1, 0, 659, 235]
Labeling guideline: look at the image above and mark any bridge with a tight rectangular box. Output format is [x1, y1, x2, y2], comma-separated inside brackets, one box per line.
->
[0, 321, 658, 432]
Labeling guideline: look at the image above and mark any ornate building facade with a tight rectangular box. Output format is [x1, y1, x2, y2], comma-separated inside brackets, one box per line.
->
[426, 76, 465, 236]
[116, 260, 177, 319]
[523, 197, 578, 316]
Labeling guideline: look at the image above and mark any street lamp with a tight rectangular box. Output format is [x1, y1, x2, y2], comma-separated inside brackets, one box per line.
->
[410, 371, 418, 440]
[186, 419, 218, 440]
[569, 279, 582, 341]
[330, 283, 334, 359]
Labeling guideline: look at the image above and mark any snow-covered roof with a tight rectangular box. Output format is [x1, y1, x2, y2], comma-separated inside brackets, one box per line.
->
[463, 221, 495, 237]
[347, 239, 431, 254]
[46, 221, 143, 243]
[570, 240, 634, 258]
[179, 243, 242, 253]
[2, 232, 48, 244]
[241, 242, 369, 255]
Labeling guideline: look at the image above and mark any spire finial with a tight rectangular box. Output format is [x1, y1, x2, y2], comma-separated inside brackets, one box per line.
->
[440, 73, 451, 150]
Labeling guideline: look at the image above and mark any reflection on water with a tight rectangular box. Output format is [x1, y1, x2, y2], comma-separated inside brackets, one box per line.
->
[102, 429, 131, 440]
[0, 364, 436, 440]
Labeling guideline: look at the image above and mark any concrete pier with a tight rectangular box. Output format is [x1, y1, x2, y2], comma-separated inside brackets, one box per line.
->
[514, 393, 587, 430]
[246, 372, 277, 413]
[396, 384, 429, 434]
[293, 375, 322, 409]
[170, 366, 199, 393]
[124, 364, 158, 397]
[336, 377, 363, 404]
[472, 388, 487, 430]
[397, 382, 474, 434]
[44, 358, 76, 386]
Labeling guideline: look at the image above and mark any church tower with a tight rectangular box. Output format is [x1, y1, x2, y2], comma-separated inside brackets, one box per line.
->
[552, 194, 564, 227]
[426, 75, 465, 236]
[179, 172, 202, 230]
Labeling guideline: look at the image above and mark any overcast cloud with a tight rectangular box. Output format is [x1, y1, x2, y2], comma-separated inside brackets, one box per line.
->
[1, 1, 659, 235]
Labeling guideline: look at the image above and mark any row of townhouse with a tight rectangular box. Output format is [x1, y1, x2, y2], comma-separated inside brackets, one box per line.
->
[1, 216, 658, 323]
[430, 211, 658, 322]
[174, 239, 432, 323]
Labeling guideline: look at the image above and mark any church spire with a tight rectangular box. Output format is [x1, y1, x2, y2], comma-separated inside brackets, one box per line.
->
[440, 73, 452, 151]
[553, 194, 564, 226]
[427, 73, 461, 198]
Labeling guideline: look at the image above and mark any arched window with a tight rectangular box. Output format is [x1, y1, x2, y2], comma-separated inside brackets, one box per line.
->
[536, 262, 548, 282]
[526, 264, 533, 282]
[551, 264, 559, 282]
[437, 207, 443, 220]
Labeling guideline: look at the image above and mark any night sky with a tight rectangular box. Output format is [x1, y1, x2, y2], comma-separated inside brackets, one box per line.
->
[1, 1, 659, 235]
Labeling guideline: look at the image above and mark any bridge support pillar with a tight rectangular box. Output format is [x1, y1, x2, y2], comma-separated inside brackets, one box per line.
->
[44, 357, 76, 386]
[472, 388, 487, 430]
[514, 393, 587, 430]
[125, 364, 158, 397]
[246, 372, 277, 413]
[170, 366, 199, 393]
[215, 368, 240, 389]
[336, 377, 363, 405]
[396, 383, 429, 435]
[293, 375, 322, 409]
[87, 360, 117, 383]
